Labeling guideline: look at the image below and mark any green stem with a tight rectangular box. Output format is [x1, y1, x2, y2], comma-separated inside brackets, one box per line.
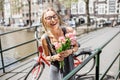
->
[59, 61, 64, 69]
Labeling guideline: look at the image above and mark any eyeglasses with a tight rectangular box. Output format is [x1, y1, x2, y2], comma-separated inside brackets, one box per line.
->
[45, 14, 58, 21]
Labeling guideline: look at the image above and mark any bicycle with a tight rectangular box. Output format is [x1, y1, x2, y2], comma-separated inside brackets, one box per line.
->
[24, 27, 95, 80]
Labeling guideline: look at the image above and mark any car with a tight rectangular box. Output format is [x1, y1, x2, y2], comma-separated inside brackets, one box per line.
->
[18, 22, 25, 27]
[4, 22, 10, 26]
[117, 19, 120, 25]
[66, 20, 76, 28]
[103, 21, 112, 27]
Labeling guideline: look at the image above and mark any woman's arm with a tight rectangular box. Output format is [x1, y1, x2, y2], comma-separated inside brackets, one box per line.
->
[41, 35, 65, 62]
[41, 35, 51, 60]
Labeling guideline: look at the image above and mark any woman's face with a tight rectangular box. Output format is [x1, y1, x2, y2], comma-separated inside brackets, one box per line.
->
[44, 10, 59, 29]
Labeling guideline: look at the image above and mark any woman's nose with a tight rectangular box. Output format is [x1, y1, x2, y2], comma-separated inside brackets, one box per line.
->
[51, 17, 55, 21]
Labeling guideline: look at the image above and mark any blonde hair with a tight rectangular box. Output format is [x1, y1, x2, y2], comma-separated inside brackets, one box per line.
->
[41, 7, 64, 32]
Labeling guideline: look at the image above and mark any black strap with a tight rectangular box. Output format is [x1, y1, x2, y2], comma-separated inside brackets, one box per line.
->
[45, 27, 67, 55]
[45, 34, 57, 56]
[45, 34, 53, 55]
[61, 27, 67, 36]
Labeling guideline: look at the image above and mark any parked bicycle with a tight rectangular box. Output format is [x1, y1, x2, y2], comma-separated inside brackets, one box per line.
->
[24, 27, 95, 80]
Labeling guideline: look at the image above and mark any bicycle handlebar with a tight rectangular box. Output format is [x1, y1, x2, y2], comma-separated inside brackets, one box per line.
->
[73, 48, 92, 57]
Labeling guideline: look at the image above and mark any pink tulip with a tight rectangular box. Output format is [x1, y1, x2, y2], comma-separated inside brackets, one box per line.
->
[53, 32, 77, 69]
[59, 36, 66, 44]
[65, 32, 75, 39]
[54, 42, 62, 50]
[70, 36, 76, 45]
[54, 32, 77, 50]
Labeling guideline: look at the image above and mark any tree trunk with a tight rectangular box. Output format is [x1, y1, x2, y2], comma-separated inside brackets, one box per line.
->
[28, 0, 32, 27]
[0, 0, 4, 23]
[86, 0, 90, 26]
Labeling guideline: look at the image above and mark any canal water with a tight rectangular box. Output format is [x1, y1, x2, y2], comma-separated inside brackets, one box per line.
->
[0, 28, 40, 66]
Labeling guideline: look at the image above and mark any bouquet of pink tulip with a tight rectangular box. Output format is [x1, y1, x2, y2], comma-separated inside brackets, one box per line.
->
[54, 32, 76, 69]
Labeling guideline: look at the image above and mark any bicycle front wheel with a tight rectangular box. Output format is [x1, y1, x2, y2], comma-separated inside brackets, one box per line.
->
[74, 50, 95, 78]
[24, 62, 45, 80]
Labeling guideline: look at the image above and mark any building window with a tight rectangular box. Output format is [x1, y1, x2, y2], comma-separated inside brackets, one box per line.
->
[78, 1, 85, 14]
[71, 2, 77, 14]
[98, 4, 106, 14]
[108, 0, 116, 13]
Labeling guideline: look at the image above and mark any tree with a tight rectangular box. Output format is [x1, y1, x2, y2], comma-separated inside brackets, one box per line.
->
[0, 0, 4, 22]
[59, 0, 78, 8]
[27, 0, 32, 27]
[11, 0, 23, 14]
[84, 0, 90, 26]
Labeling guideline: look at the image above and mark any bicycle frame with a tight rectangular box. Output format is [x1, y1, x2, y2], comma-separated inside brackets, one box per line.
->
[34, 27, 50, 66]
[37, 46, 50, 66]
[74, 57, 82, 67]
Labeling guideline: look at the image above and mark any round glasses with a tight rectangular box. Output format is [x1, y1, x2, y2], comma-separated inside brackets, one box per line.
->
[45, 14, 58, 21]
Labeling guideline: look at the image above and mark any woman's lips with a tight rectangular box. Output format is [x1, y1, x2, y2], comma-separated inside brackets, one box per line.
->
[50, 22, 57, 26]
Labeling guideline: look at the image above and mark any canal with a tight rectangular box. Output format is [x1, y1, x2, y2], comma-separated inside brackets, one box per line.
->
[0, 28, 39, 66]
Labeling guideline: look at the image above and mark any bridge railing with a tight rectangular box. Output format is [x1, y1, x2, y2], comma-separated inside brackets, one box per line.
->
[0, 26, 40, 73]
[63, 30, 120, 80]
[100, 51, 120, 80]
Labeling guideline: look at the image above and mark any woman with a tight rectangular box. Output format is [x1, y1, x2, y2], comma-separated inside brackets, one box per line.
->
[41, 7, 79, 80]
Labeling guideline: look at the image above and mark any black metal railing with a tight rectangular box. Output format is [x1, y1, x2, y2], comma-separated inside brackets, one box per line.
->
[0, 26, 40, 73]
[0, 26, 120, 80]
[63, 30, 120, 80]
[100, 51, 120, 80]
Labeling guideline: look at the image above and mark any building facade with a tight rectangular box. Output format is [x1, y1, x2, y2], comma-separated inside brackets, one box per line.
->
[2, 0, 120, 26]
[71, 0, 120, 24]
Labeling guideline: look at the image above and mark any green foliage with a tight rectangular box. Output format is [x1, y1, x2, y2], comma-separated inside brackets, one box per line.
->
[0, 0, 4, 11]
[11, 0, 23, 13]
[56, 38, 71, 53]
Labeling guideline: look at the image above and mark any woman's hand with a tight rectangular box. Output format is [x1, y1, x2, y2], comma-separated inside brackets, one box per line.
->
[59, 49, 72, 58]
[53, 53, 64, 61]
